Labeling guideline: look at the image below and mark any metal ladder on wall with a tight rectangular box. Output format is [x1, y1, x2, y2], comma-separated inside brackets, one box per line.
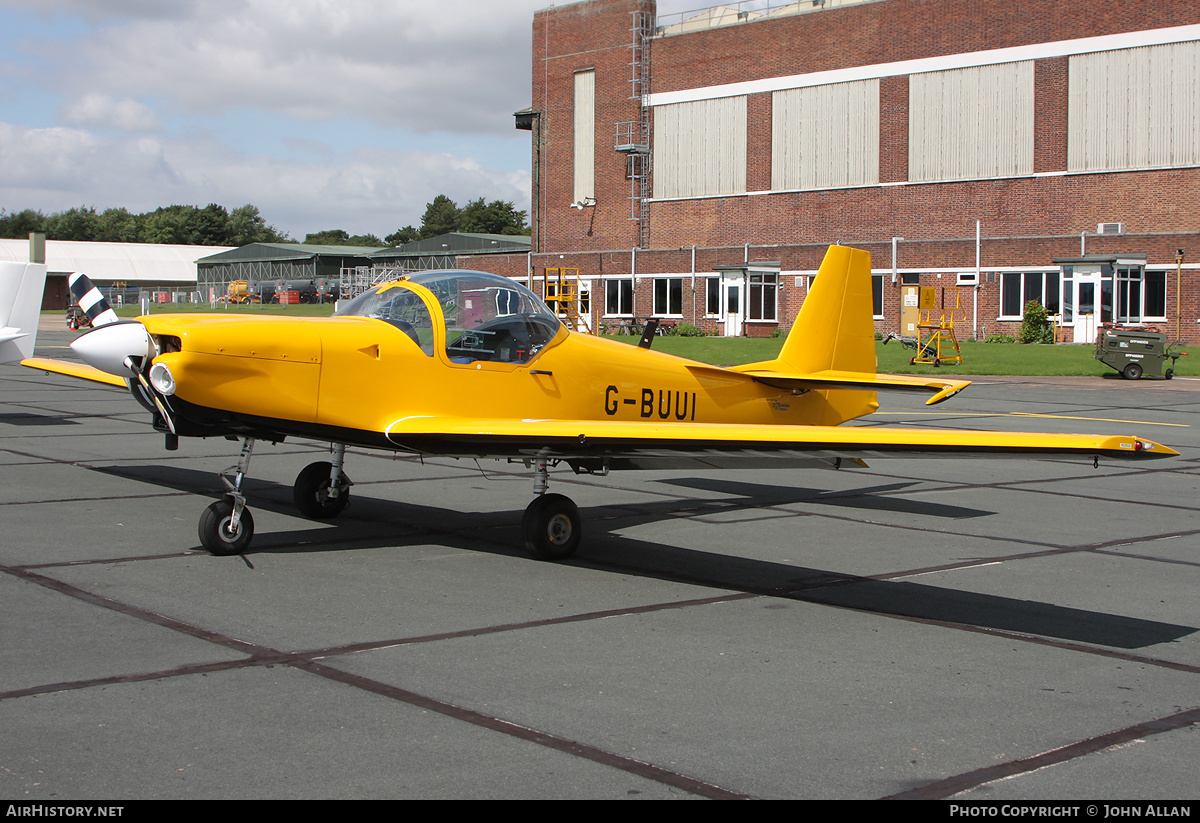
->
[615, 9, 653, 250]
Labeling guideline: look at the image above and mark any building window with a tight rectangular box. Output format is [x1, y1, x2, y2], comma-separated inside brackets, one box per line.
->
[1116, 267, 1166, 322]
[909, 61, 1035, 182]
[604, 278, 633, 317]
[873, 274, 884, 318]
[747, 273, 777, 321]
[1069, 42, 1200, 173]
[1144, 271, 1166, 319]
[1000, 272, 1060, 318]
[772, 79, 880, 190]
[705, 277, 721, 316]
[574, 70, 595, 205]
[653, 277, 683, 317]
[652, 96, 747, 199]
[496, 289, 519, 316]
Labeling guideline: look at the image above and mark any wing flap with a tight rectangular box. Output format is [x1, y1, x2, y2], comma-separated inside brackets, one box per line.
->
[384, 416, 1177, 461]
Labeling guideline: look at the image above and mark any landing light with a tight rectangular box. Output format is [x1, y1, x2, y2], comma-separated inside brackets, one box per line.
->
[149, 362, 176, 396]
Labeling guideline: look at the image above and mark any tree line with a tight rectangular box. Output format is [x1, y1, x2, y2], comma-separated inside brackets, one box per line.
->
[1, 194, 529, 249]
[0, 204, 288, 247]
[304, 196, 530, 247]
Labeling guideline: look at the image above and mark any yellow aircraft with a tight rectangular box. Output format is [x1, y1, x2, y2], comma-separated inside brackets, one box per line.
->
[1, 247, 1177, 559]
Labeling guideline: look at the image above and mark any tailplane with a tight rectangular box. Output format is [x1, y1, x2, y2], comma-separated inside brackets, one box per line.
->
[733, 245, 970, 409]
[0, 261, 49, 364]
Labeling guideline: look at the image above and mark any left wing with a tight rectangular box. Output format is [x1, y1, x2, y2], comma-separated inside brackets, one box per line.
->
[19, 356, 128, 388]
[383, 416, 1177, 467]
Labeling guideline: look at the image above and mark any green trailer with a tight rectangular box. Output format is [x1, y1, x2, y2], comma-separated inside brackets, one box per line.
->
[1094, 327, 1182, 380]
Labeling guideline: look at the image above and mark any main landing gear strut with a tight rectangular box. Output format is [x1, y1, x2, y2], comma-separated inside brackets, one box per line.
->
[521, 457, 582, 561]
[197, 438, 353, 556]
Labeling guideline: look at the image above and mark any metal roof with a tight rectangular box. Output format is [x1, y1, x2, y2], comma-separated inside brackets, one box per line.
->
[197, 243, 386, 264]
[370, 233, 530, 260]
[0, 239, 233, 284]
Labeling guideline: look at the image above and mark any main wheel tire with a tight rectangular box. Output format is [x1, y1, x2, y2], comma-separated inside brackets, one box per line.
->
[199, 498, 254, 556]
[293, 461, 350, 520]
[522, 493, 582, 561]
[1123, 363, 1143, 380]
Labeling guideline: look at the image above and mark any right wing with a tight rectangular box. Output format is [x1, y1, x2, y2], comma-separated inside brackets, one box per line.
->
[382, 415, 1178, 467]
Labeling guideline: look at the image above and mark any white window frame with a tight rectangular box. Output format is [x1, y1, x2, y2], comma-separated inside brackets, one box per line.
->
[746, 272, 778, 322]
[603, 277, 634, 318]
[652, 277, 684, 318]
[999, 271, 1060, 320]
[704, 276, 721, 317]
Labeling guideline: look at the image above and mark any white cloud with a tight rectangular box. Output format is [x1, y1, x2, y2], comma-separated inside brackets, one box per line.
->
[60, 94, 161, 131]
[58, 0, 542, 135]
[0, 2, 543, 235]
[0, 121, 529, 239]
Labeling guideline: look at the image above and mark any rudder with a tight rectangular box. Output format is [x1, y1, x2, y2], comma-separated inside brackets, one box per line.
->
[0, 261, 49, 363]
[777, 245, 876, 376]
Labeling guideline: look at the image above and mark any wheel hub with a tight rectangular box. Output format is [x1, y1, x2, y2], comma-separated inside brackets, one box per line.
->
[546, 514, 573, 545]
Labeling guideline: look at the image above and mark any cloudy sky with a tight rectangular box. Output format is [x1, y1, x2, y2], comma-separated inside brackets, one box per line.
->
[0, 0, 701, 241]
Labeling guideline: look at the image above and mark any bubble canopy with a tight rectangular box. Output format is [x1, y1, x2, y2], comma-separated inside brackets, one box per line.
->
[334, 270, 562, 364]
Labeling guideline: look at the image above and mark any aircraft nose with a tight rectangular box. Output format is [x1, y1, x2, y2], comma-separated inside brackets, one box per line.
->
[70, 321, 155, 377]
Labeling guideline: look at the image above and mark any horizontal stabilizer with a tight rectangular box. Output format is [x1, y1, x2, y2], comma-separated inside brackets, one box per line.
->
[733, 366, 971, 406]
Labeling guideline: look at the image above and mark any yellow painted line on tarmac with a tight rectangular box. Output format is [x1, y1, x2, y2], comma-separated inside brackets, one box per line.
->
[875, 411, 1188, 427]
[1010, 412, 1189, 427]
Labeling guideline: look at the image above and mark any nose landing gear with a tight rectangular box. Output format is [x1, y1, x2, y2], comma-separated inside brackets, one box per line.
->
[198, 439, 354, 556]
[198, 437, 257, 556]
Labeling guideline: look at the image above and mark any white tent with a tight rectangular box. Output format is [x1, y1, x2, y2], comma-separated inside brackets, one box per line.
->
[0, 239, 233, 285]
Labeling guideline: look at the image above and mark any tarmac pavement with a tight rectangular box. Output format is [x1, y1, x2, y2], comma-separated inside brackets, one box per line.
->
[1, 329, 1198, 800]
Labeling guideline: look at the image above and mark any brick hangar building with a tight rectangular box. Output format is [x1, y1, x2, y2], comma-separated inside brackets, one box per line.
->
[464, 0, 1200, 343]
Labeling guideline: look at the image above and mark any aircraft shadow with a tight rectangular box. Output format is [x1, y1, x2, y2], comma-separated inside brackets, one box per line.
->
[656, 476, 991, 519]
[0, 412, 81, 427]
[86, 463, 1196, 650]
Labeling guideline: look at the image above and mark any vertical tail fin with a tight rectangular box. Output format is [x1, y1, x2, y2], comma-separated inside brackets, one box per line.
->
[734, 245, 968, 412]
[0, 261, 49, 363]
[777, 245, 876, 375]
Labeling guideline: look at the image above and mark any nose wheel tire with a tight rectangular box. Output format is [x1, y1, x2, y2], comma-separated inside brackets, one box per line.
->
[199, 498, 255, 556]
[522, 493, 582, 561]
[294, 461, 351, 520]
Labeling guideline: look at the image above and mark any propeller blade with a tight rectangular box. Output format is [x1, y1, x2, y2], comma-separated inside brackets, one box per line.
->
[68, 273, 119, 327]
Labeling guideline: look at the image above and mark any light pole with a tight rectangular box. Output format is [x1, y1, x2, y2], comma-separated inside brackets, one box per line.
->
[1176, 249, 1185, 343]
